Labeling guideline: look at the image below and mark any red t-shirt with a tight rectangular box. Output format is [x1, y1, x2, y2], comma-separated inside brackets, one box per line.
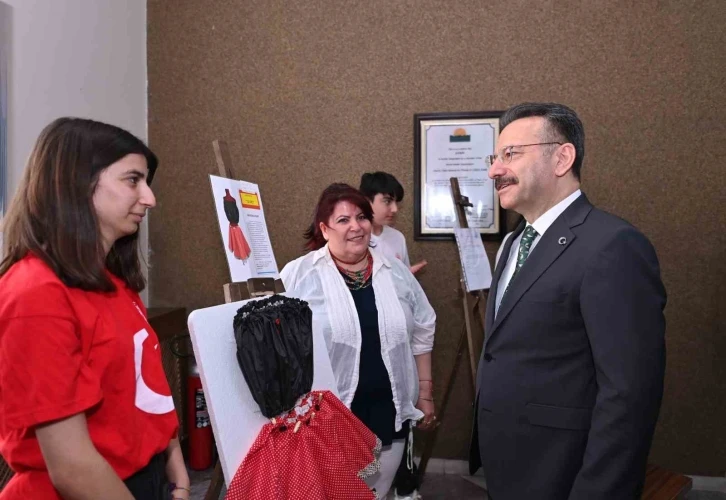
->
[0, 255, 179, 499]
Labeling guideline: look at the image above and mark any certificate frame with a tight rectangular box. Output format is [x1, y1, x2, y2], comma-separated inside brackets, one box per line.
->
[413, 111, 504, 241]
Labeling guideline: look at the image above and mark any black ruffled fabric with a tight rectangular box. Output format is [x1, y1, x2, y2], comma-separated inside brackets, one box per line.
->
[233, 296, 314, 418]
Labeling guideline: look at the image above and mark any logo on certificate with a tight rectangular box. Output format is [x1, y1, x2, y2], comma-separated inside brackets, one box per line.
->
[449, 128, 471, 142]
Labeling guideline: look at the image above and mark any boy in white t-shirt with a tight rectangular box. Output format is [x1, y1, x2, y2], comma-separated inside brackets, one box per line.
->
[360, 172, 427, 275]
[360, 172, 427, 500]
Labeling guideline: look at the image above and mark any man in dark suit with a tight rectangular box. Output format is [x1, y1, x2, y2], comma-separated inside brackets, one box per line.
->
[470, 102, 666, 499]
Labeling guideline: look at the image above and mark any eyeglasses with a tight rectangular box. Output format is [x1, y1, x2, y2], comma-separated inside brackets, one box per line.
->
[485, 142, 563, 166]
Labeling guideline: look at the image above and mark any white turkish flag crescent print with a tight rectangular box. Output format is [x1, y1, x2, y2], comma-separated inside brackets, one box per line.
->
[133, 329, 175, 414]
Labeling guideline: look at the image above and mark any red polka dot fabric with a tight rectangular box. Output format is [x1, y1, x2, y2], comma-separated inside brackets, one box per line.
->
[225, 390, 381, 500]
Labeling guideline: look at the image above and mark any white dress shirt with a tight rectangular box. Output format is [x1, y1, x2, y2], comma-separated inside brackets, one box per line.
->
[495, 189, 582, 316]
[280, 244, 436, 431]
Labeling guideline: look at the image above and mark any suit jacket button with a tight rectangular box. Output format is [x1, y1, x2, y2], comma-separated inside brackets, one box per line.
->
[483, 353, 493, 362]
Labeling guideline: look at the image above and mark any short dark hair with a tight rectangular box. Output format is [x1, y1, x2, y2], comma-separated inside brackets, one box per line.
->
[359, 171, 404, 202]
[303, 183, 373, 252]
[500, 102, 585, 180]
[0, 117, 158, 292]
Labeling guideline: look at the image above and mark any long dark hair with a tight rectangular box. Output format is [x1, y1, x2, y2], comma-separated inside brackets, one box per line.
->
[0, 117, 158, 292]
[303, 183, 373, 252]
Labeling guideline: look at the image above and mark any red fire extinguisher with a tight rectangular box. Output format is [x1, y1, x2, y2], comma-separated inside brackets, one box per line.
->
[187, 357, 213, 470]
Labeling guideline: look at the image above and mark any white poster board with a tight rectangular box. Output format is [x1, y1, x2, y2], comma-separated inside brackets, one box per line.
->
[209, 175, 279, 282]
[187, 296, 338, 485]
[454, 227, 492, 291]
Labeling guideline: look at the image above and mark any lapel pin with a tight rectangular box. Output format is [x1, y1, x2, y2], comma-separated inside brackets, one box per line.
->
[558, 237, 567, 245]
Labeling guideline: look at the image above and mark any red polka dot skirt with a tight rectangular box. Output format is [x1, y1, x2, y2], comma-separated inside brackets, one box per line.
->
[225, 390, 382, 500]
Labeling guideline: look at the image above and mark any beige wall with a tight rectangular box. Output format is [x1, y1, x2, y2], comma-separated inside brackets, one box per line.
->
[147, 0, 726, 474]
[3, 0, 150, 299]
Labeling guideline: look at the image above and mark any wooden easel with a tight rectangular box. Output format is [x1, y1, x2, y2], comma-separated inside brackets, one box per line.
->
[202, 139, 285, 500]
[417, 177, 488, 482]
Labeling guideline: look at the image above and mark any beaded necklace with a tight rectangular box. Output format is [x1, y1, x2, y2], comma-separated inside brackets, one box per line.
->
[332, 251, 373, 290]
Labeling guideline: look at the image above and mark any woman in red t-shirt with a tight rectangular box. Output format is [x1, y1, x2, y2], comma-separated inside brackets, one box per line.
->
[0, 118, 189, 500]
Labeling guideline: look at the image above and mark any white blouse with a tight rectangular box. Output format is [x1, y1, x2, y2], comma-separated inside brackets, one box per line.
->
[280, 245, 436, 431]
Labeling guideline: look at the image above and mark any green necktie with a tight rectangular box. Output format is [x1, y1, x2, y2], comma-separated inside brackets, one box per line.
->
[504, 225, 538, 295]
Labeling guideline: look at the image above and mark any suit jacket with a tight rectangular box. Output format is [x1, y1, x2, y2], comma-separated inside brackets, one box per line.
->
[469, 194, 666, 500]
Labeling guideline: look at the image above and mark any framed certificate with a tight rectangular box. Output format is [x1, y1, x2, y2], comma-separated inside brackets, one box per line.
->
[413, 111, 504, 241]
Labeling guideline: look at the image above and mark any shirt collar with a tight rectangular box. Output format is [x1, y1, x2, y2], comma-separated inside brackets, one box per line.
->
[530, 189, 582, 236]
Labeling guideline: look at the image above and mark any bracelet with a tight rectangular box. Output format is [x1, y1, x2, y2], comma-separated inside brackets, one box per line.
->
[418, 397, 434, 401]
[169, 484, 191, 493]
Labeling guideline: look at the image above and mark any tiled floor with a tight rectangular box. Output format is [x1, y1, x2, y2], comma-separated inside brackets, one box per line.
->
[187, 466, 726, 500]
[187, 469, 488, 500]
[187, 466, 216, 499]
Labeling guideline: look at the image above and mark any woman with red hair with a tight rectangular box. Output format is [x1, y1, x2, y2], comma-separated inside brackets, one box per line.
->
[281, 183, 436, 498]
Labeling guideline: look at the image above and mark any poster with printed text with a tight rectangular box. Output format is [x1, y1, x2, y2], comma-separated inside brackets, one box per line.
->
[209, 175, 279, 282]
